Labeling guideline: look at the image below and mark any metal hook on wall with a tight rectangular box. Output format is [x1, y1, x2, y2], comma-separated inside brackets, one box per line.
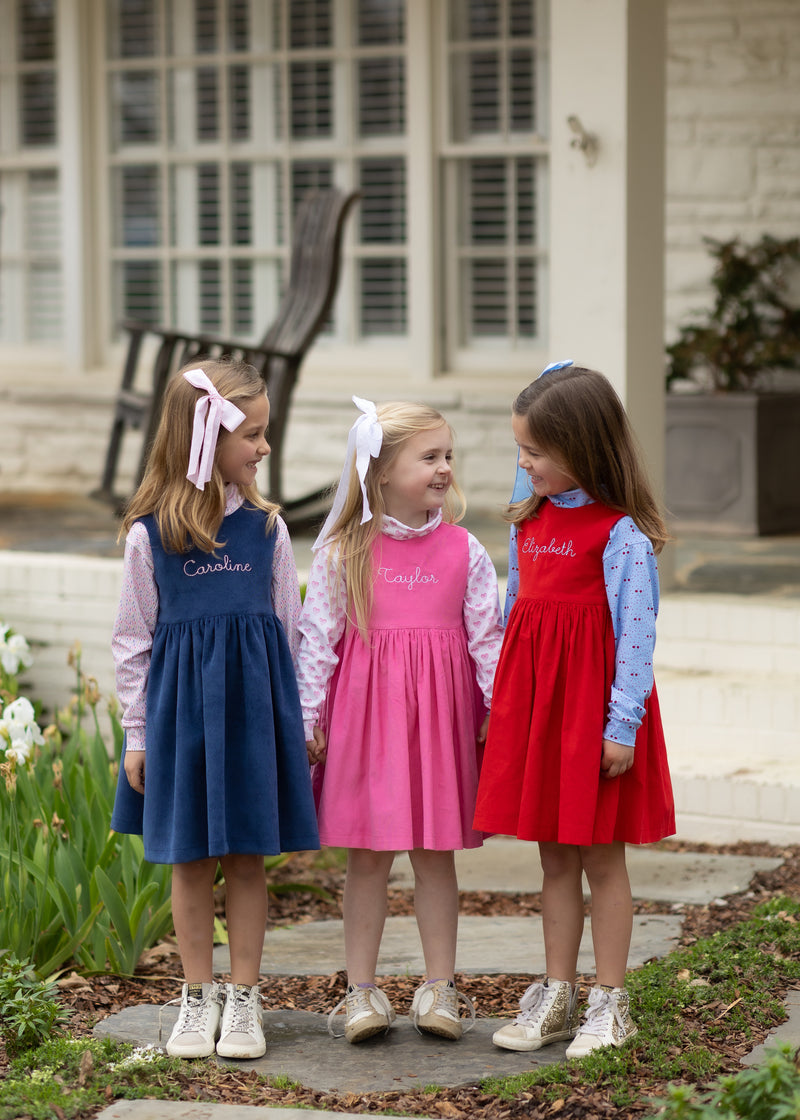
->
[567, 115, 599, 167]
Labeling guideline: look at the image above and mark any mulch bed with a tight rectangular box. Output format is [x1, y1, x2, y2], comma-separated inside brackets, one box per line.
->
[5, 839, 800, 1119]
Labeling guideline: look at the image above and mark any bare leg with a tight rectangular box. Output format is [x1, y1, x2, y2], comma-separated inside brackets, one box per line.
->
[538, 841, 584, 983]
[171, 858, 217, 981]
[580, 842, 632, 989]
[343, 848, 396, 985]
[220, 853, 268, 987]
[408, 849, 458, 981]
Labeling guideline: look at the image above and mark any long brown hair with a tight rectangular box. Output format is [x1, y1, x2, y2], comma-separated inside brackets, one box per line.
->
[121, 359, 279, 553]
[323, 401, 466, 635]
[509, 366, 669, 554]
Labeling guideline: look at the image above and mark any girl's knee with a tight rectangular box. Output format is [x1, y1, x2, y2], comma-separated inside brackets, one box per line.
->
[408, 848, 456, 884]
[347, 848, 395, 880]
[539, 842, 581, 879]
[220, 853, 266, 885]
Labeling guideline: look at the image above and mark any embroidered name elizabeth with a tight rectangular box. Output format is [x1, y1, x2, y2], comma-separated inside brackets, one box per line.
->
[377, 565, 438, 590]
[520, 536, 576, 561]
[184, 554, 253, 577]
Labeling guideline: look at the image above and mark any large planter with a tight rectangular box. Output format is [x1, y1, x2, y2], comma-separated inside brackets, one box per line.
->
[665, 392, 800, 535]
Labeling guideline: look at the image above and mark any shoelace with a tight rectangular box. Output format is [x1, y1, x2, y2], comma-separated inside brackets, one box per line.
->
[158, 990, 220, 1045]
[223, 991, 260, 1035]
[515, 981, 550, 1024]
[327, 985, 389, 1038]
[580, 988, 624, 1037]
[412, 983, 477, 1035]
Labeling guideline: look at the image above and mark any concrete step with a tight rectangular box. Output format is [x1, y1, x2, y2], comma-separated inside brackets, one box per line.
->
[656, 593, 800, 675]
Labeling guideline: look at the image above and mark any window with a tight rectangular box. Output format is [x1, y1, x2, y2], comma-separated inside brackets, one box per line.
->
[104, 0, 409, 342]
[0, 0, 62, 344]
[441, 0, 549, 360]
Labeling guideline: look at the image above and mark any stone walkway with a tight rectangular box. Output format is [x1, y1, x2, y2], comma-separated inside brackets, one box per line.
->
[94, 842, 786, 1096]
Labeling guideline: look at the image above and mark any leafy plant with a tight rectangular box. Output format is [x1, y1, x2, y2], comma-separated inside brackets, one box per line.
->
[666, 234, 800, 392]
[0, 954, 68, 1058]
[652, 1043, 800, 1119]
[0, 642, 173, 977]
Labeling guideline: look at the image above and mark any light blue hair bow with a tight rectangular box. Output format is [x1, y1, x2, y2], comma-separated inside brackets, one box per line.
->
[538, 358, 574, 378]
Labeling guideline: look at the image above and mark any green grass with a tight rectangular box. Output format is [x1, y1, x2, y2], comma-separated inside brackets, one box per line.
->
[480, 896, 800, 1113]
[1, 897, 798, 1118]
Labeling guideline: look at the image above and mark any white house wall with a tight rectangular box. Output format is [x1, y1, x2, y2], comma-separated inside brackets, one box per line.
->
[0, 0, 798, 508]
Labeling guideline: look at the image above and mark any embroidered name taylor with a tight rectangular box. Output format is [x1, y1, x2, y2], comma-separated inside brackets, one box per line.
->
[377, 565, 439, 590]
[521, 536, 577, 561]
[183, 554, 253, 577]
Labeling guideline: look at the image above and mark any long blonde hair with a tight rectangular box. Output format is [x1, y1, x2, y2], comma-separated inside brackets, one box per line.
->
[509, 366, 670, 554]
[323, 401, 466, 635]
[121, 359, 279, 553]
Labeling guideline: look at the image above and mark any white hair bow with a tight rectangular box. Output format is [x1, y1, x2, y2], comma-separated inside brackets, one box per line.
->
[312, 395, 384, 551]
[183, 368, 246, 490]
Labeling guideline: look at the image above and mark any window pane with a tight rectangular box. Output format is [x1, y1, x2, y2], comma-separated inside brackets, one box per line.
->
[357, 0, 404, 45]
[517, 258, 536, 337]
[509, 0, 535, 37]
[119, 260, 161, 321]
[229, 65, 250, 139]
[290, 61, 332, 137]
[199, 259, 222, 331]
[358, 58, 404, 137]
[516, 157, 535, 244]
[232, 259, 253, 334]
[196, 0, 218, 53]
[108, 0, 158, 59]
[26, 169, 60, 253]
[198, 164, 220, 245]
[228, 0, 250, 51]
[359, 158, 405, 243]
[114, 166, 161, 247]
[114, 71, 160, 145]
[196, 67, 219, 140]
[469, 51, 500, 134]
[510, 49, 534, 131]
[468, 159, 506, 243]
[27, 262, 61, 339]
[469, 258, 507, 336]
[291, 161, 333, 214]
[360, 258, 406, 335]
[18, 0, 56, 62]
[231, 162, 252, 245]
[20, 71, 57, 146]
[290, 0, 332, 48]
[449, 0, 500, 40]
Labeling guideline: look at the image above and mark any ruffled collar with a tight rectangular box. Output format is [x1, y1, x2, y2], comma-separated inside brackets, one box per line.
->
[224, 484, 244, 515]
[549, 487, 593, 509]
[381, 509, 443, 540]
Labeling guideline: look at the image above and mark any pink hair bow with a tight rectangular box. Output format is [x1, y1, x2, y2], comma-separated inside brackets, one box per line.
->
[183, 369, 246, 490]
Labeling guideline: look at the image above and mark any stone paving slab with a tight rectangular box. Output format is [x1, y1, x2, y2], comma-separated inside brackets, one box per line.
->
[97, 1102, 419, 1120]
[213, 913, 682, 978]
[390, 842, 783, 904]
[94, 1005, 569, 1094]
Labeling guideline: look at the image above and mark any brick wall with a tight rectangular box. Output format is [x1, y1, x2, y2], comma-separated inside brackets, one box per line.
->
[665, 0, 800, 336]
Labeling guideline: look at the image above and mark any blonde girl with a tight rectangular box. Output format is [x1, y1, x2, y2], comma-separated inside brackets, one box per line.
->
[296, 397, 503, 1045]
[475, 362, 674, 1060]
[111, 360, 318, 1061]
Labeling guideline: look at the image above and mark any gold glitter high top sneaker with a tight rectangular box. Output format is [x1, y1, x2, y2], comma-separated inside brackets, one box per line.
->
[566, 985, 638, 1058]
[492, 978, 579, 1052]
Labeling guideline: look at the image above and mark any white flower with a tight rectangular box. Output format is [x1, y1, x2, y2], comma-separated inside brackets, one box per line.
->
[0, 696, 44, 753]
[0, 630, 33, 676]
[5, 741, 32, 764]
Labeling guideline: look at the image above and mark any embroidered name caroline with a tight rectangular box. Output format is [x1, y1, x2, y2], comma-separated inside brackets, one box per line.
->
[184, 554, 253, 577]
[377, 565, 439, 590]
[520, 536, 577, 561]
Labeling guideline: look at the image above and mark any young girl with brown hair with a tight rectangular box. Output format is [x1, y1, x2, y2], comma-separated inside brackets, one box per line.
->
[474, 362, 674, 1059]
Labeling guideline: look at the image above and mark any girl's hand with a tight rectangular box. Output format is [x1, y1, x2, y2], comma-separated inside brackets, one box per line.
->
[600, 739, 634, 779]
[307, 726, 327, 764]
[476, 714, 491, 745]
[124, 749, 146, 793]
